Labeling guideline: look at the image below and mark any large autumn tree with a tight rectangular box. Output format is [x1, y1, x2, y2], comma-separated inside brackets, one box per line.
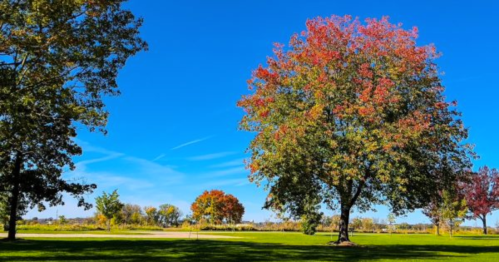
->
[462, 166, 499, 234]
[238, 15, 472, 244]
[0, 0, 147, 240]
[191, 190, 245, 224]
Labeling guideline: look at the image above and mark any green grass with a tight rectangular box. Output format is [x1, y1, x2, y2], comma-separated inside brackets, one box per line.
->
[0, 232, 498, 261]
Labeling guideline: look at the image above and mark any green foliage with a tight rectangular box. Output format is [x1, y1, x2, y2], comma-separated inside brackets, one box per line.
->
[441, 190, 467, 237]
[238, 15, 473, 243]
[0, 0, 147, 239]
[387, 213, 396, 233]
[121, 204, 143, 225]
[95, 190, 124, 231]
[144, 206, 160, 226]
[301, 212, 322, 235]
[158, 204, 183, 227]
[58, 215, 67, 225]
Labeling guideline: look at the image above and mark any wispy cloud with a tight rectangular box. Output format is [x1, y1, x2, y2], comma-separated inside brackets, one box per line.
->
[67, 144, 185, 191]
[171, 136, 212, 150]
[210, 158, 247, 168]
[76, 153, 124, 168]
[188, 152, 236, 161]
[91, 173, 156, 191]
[77, 140, 122, 156]
[124, 156, 184, 185]
[202, 167, 247, 178]
[191, 178, 249, 190]
[152, 153, 166, 161]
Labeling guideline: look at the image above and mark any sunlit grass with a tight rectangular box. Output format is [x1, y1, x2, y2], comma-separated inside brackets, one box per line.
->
[0, 232, 498, 261]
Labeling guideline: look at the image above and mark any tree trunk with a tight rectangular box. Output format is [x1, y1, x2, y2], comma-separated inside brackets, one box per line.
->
[336, 204, 351, 243]
[7, 154, 23, 241]
[482, 216, 487, 235]
[435, 224, 440, 236]
[107, 219, 111, 232]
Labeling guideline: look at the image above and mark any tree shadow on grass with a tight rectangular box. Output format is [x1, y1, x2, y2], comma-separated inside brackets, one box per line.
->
[0, 239, 498, 261]
[454, 236, 499, 240]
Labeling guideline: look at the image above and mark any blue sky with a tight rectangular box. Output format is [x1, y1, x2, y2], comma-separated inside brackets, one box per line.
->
[28, 0, 499, 226]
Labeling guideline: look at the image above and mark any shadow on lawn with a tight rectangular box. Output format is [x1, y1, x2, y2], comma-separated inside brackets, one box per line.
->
[455, 236, 499, 241]
[0, 239, 498, 261]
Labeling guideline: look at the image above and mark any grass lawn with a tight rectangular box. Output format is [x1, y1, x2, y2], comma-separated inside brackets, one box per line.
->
[0, 232, 498, 261]
[13, 230, 151, 235]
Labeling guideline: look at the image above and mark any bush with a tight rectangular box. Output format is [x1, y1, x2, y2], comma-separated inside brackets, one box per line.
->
[17, 224, 165, 232]
[17, 224, 102, 231]
[197, 224, 257, 231]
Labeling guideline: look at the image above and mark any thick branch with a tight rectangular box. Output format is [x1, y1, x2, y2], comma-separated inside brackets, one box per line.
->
[348, 168, 371, 208]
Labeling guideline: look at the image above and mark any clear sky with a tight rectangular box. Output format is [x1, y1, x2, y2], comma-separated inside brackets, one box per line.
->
[28, 0, 499, 226]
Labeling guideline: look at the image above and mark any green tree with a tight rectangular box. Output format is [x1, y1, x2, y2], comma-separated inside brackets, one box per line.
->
[423, 193, 443, 235]
[144, 206, 159, 226]
[300, 200, 323, 235]
[0, 193, 8, 229]
[238, 16, 472, 244]
[387, 213, 396, 234]
[351, 217, 362, 230]
[121, 204, 143, 225]
[58, 215, 67, 225]
[361, 218, 374, 232]
[0, 0, 147, 240]
[95, 190, 124, 231]
[441, 190, 467, 237]
[158, 204, 183, 227]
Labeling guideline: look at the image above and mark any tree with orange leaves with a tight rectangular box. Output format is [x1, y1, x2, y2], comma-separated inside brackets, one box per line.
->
[238, 15, 473, 244]
[191, 190, 245, 224]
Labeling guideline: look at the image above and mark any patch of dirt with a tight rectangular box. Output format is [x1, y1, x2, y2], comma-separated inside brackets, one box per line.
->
[327, 241, 360, 247]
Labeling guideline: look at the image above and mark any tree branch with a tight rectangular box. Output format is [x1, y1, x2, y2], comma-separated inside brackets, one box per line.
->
[349, 167, 372, 208]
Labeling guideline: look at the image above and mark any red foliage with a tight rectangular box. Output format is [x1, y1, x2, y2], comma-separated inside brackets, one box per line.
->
[190, 190, 245, 224]
[462, 166, 499, 233]
[463, 166, 499, 218]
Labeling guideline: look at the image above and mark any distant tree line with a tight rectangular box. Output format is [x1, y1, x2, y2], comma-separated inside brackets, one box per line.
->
[94, 190, 183, 231]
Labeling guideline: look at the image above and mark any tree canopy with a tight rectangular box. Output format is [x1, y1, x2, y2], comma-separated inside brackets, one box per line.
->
[95, 190, 124, 231]
[191, 190, 245, 224]
[238, 15, 473, 243]
[462, 166, 499, 234]
[0, 0, 147, 240]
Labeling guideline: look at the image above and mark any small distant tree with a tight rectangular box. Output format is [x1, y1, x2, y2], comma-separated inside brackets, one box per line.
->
[144, 206, 159, 226]
[331, 215, 341, 231]
[361, 218, 374, 232]
[95, 190, 124, 231]
[191, 190, 245, 224]
[441, 190, 467, 237]
[58, 215, 67, 225]
[423, 194, 443, 235]
[372, 218, 381, 232]
[121, 204, 143, 225]
[387, 213, 396, 234]
[351, 217, 362, 230]
[222, 194, 245, 225]
[158, 204, 183, 227]
[462, 166, 499, 235]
